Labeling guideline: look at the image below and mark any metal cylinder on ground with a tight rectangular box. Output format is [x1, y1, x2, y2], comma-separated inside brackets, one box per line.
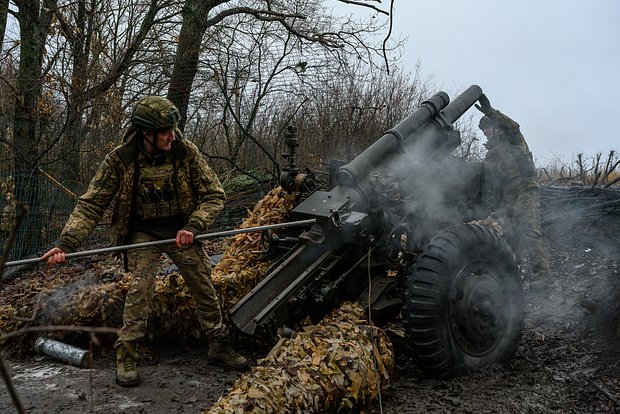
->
[33, 337, 91, 368]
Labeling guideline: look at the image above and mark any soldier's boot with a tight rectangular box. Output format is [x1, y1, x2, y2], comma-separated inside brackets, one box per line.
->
[115, 341, 141, 387]
[208, 336, 249, 369]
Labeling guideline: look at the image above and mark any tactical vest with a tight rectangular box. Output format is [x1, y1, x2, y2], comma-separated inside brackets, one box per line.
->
[134, 161, 180, 220]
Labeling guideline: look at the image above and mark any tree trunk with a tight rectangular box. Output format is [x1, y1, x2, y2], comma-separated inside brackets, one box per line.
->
[0, 0, 9, 55]
[12, 0, 56, 258]
[167, 0, 218, 131]
[63, 0, 90, 190]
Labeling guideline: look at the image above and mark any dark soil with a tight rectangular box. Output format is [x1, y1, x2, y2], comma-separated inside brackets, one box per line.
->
[1, 199, 619, 413]
[371, 218, 620, 414]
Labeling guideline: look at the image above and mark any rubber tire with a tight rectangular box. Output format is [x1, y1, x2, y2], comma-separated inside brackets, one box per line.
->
[404, 223, 524, 377]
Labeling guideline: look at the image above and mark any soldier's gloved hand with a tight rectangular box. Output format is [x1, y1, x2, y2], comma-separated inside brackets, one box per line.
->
[475, 94, 494, 115]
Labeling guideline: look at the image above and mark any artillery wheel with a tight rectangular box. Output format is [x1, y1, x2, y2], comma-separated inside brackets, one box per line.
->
[403, 223, 524, 377]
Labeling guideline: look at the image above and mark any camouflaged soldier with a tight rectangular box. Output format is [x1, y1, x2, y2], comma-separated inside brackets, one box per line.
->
[41, 96, 248, 387]
[475, 95, 550, 287]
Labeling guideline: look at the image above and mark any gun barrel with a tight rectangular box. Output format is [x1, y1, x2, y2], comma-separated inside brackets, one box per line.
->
[440, 85, 483, 125]
[336, 91, 450, 187]
[334, 86, 485, 189]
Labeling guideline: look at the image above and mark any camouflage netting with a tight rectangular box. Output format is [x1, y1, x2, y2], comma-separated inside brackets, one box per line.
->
[205, 302, 394, 414]
[211, 186, 294, 310]
[0, 187, 294, 347]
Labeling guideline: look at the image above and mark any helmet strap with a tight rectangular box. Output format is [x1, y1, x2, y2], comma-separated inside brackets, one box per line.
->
[142, 130, 159, 155]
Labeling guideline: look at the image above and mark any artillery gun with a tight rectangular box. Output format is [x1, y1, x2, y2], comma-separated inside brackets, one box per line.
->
[230, 85, 524, 377]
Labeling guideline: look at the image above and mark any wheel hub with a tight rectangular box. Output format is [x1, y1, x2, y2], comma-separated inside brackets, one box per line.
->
[449, 264, 509, 356]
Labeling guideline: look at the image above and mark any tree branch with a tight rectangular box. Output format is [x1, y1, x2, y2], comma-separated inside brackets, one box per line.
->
[336, 0, 389, 16]
[82, 0, 164, 101]
[204, 7, 346, 48]
[203, 6, 305, 29]
[200, 151, 268, 189]
[381, 0, 395, 73]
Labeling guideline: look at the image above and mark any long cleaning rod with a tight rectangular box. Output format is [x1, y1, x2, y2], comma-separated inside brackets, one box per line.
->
[4, 218, 316, 268]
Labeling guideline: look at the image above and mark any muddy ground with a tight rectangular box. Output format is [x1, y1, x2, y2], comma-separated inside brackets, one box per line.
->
[1, 207, 619, 413]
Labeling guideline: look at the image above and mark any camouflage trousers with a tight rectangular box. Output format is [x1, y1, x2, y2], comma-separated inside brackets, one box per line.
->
[116, 231, 228, 345]
[500, 188, 550, 279]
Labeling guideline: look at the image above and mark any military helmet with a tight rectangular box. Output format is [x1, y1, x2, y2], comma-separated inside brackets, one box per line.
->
[131, 96, 181, 130]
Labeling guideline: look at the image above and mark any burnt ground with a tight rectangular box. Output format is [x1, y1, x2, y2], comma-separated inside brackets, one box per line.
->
[1, 196, 620, 413]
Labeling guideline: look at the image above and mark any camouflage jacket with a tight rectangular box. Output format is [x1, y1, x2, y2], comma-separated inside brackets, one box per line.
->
[58, 130, 225, 253]
[484, 109, 539, 205]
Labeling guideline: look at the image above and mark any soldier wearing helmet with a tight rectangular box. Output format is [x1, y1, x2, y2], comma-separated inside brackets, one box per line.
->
[476, 95, 550, 291]
[42, 96, 248, 387]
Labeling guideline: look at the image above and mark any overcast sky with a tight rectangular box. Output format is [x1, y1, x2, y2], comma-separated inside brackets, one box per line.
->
[353, 0, 619, 164]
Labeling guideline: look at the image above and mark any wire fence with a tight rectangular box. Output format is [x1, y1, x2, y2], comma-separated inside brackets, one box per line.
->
[1, 170, 80, 262]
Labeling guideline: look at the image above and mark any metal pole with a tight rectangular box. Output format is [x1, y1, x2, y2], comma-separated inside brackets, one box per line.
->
[3, 218, 316, 268]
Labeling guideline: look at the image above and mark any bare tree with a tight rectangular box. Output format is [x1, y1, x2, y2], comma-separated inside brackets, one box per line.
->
[45, 0, 170, 185]
[193, 48, 436, 180]
[452, 114, 486, 162]
[10, 0, 56, 194]
[290, 61, 431, 163]
[540, 151, 620, 187]
[166, 0, 393, 129]
[198, 15, 328, 173]
[0, 0, 8, 55]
